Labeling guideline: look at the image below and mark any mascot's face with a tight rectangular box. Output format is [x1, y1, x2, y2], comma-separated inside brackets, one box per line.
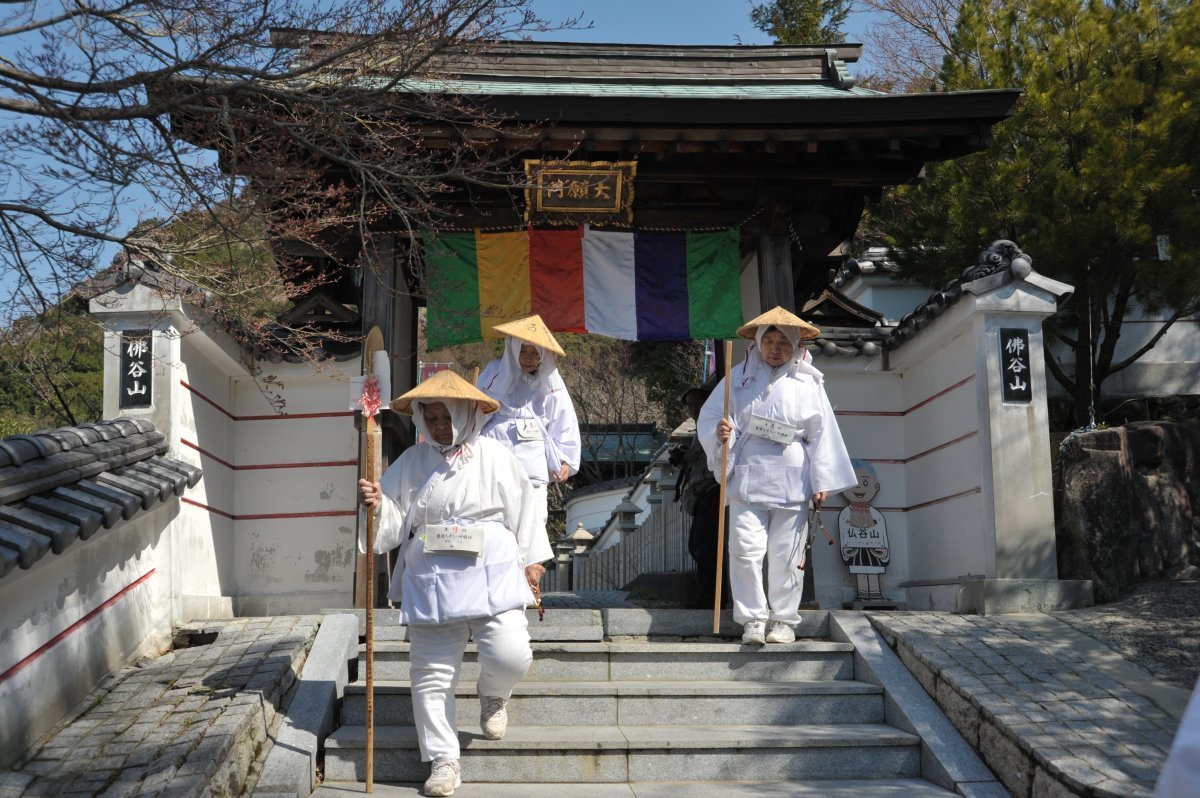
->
[843, 468, 880, 504]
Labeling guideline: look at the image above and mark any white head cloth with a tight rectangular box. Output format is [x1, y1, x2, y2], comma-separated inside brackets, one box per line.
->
[411, 397, 489, 459]
[483, 336, 566, 409]
[735, 324, 824, 386]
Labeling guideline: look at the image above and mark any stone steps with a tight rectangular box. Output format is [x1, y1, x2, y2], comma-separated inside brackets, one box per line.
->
[367, 640, 855, 682]
[323, 608, 962, 795]
[342, 678, 886, 726]
[314, 778, 960, 796]
[322, 723, 923, 783]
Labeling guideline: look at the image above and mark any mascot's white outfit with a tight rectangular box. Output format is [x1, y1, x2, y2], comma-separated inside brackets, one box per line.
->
[478, 332, 581, 530]
[697, 320, 856, 629]
[372, 390, 552, 765]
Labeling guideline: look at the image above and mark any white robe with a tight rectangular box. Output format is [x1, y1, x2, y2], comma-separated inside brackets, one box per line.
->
[697, 357, 856, 508]
[372, 437, 552, 624]
[477, 358, 582, 485]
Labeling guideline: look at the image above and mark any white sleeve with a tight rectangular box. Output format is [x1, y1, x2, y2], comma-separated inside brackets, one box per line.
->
[495, 444, 554, 565]
[696, 378, 732, 478]
[546, 388, 582, 474]
[805, 386, 858, 496]
[371, 456, 412, 555]
[476, 359, 502, 392]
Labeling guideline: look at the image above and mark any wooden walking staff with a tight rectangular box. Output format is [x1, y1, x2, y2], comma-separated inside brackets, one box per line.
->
[713, 340, 733, 634]
[357, 326, 387, 793]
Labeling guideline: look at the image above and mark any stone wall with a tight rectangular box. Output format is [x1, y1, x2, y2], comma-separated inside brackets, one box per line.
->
[1055, 421, 1200, 603]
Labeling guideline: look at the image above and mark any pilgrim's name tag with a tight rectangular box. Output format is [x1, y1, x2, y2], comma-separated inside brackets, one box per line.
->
[516, 419, 542, 441]
[748, 414, 798, 445]
[423, 524, 484, 557]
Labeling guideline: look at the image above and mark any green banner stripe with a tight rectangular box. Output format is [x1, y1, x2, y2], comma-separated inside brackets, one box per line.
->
[686, 228, 742, 340]
[424, 232, 482, 350]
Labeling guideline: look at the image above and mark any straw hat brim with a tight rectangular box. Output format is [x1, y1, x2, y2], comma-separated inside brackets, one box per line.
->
[492, 314, 566, 357]
[390, 369, 500, 415]
[736, 306, 821, 340]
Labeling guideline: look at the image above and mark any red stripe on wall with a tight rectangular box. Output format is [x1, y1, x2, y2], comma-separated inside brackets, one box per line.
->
[905, 374, 976, 415]
[0, 570, 156, 685]
[836, 410, 904, 417]
[181, 496, 234, 519]
[906, 486, 983, 511]
[180, 496, 355, 521]
[181, 380, 236, 420]
[905, 431, 978, 463]
[180, 381, 354, 422]
[180, 439, 355, 471]
[817, 484, 981, 515]
[835, 374, 976, 418]
[180, 439, 234, 470]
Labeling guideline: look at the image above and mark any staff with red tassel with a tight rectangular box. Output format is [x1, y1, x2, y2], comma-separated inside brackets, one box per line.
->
[356, 327, 388, 793]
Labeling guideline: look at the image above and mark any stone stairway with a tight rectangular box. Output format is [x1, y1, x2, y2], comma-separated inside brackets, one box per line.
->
[318, 609, 963, 796]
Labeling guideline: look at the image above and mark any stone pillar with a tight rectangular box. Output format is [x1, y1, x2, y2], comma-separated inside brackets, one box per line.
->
[615, 498, 640, 589]
[554, 539, 574, 592]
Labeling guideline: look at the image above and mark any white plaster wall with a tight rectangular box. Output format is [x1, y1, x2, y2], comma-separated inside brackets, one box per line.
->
[174, 336, 237, 619]
[564, 487, 632, 540]
[897, 321, 994, 583]
[817, 364, 909, 608]
[839, 274, 931, 324]
[0, 506, 176, 768]
[229, 364, 360, 615]
[1047, 313, 1200, 399]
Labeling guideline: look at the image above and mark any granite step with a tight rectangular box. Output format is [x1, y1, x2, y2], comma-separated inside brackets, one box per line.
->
[314, 778, 960, 797]
[322, 723, 923, 783]
[342, 678, 885, 726]
[329, 608, 608, 642]
[366, 640, 856, 682]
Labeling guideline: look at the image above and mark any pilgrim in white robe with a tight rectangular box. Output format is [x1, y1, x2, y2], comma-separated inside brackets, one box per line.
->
[697, 335, 856, 626]
[372, 436, 551, 624]
[477, 353, 581, 486]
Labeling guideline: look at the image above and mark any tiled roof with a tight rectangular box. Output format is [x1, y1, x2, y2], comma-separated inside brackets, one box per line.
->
[0, 418, 201, 579]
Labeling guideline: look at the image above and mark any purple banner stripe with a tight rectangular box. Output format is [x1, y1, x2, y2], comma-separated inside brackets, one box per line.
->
[634, 233, 690, 340]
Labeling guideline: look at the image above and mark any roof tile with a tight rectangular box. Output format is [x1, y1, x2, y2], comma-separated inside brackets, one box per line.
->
[0, 419, 202, 578]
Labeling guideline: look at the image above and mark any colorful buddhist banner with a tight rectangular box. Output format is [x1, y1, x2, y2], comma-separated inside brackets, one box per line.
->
[424, 227, 742, 350]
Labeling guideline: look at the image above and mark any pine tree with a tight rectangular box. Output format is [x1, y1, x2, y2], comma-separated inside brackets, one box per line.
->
[868, 0, 1200, 426]
[750, 0, 851, 43]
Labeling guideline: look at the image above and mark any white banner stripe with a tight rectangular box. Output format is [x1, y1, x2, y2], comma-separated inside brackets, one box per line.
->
[582, 229, 638, 340]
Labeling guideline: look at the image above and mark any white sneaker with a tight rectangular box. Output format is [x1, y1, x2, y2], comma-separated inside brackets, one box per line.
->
[742, 620, 766, 645]
[424, 757, 461, 796]
[480, 695, 508, 740]
[766, 621, 796, 644]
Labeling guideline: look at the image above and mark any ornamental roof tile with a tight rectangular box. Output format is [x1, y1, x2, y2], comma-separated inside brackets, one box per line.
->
[0, 419, 201, 579]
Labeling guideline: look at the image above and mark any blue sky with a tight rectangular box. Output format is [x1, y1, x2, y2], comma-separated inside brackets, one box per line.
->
[527, 1, 875, 46]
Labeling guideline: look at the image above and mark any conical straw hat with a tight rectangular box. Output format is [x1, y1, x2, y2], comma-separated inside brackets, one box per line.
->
[390, 369, 500, 415]
[736, 306, 821, 340]
[492, 314, 566, 357]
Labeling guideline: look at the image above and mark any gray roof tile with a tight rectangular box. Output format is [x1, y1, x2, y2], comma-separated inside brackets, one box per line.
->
[0, 419, 202, 578]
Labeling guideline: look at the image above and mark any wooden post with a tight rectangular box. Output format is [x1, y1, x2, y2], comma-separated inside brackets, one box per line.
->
[713, 340, 733, 634]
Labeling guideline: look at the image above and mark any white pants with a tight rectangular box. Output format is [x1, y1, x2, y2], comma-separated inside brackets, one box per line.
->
[408, 608, 532, 762]
[728, 501, 808, 626]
